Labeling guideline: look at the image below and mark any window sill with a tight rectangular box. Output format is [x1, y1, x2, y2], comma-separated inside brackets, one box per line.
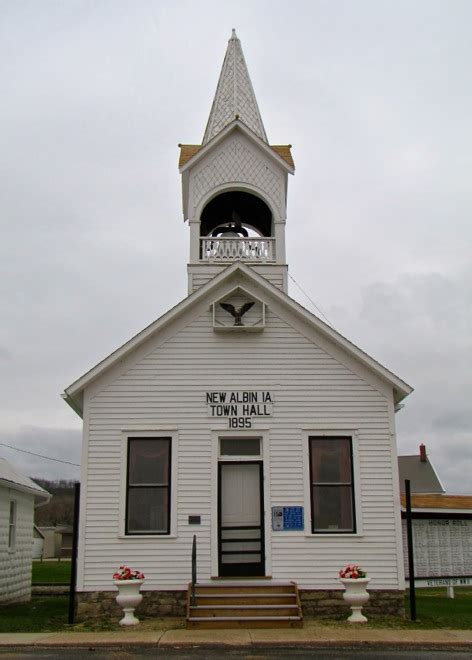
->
[305, 532, 364, 538]
[117, 534, 177, 540]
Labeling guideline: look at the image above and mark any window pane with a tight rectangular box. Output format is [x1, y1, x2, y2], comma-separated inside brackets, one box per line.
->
[8, 501, 15, 549]
[310, 438, 352, 483]
[129, 439, 170, 485]
[220, 438, 261, 456]
[312, 485, 354, 532]
[127, 488, 168, 533]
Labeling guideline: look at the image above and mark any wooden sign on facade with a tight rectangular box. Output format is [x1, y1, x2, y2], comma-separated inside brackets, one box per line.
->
[206, 390, 273, 428]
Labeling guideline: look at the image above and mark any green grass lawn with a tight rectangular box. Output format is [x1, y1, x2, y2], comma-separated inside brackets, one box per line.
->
[0, 596, 69, 633]
[1, 588, 470, 633]
[32, 560, 71, 584]
[404, 587, 472, 629]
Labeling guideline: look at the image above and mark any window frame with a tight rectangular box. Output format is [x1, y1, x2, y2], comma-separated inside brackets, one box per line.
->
[219, 436, 262, 458]
[125, 436, 172, 536]
[8, 499, 17, 551]
[308, 435, 357, 535]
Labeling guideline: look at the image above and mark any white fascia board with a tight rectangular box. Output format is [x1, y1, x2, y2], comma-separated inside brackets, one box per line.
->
[181, 170, 189, 220]
[0, 478, 51, 504]
[61, 392, 84, 419]
[238, 265, 413, 402]
[63, 260, 412, 415]
[179, 120, 294, 175]
[402, 507, 472, 515]
[428, 456, 447, 493]
[62, 262, 245, 411]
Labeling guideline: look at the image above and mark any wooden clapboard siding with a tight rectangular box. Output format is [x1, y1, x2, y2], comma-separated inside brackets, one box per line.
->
[80, 304, 401, 591]
[188, 264, 287, 292]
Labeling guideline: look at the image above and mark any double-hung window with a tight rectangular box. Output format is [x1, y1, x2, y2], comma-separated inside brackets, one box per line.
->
[126, 438, 171, 535]
[8, 500, 17, 550]
[309, 436, 355, 533]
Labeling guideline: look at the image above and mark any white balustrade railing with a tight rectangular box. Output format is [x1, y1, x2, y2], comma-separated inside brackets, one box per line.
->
[200, 237, 275, 262]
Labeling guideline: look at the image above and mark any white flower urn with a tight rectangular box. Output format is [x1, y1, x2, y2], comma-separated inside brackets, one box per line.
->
[114, 579, 144, 626]
[340, 577, 370, 623]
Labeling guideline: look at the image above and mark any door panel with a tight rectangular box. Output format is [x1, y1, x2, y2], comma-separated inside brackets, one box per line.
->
[219, 462, 265, 576]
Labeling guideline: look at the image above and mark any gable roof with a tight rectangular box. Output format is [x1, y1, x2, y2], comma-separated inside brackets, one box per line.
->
[63, 262, 413, 416]
[202, 30, 268, 144]
[0, 457, 50, 504]
[398, 454, 445, 494]
[179, 143, 294, 169]
[179, 120, 295, 175]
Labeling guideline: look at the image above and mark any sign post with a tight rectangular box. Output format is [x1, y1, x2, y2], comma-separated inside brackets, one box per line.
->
[68, 482, 80, 624]
[405, 479, 416, 621]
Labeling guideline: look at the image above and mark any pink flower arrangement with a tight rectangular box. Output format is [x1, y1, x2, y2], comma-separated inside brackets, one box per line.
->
[113, 565, 145, 581]
[339, 564, 366, 579]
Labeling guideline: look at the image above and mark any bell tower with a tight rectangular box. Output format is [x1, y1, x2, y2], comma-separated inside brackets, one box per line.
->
[179, 30, 294, 294]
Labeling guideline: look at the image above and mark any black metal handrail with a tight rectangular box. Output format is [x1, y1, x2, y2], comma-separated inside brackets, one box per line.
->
[191, 534, 197, 606]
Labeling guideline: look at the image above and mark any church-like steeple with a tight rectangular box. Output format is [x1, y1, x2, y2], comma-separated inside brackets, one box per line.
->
[179, 32, 294, 295]
[202, 29, 268, 144]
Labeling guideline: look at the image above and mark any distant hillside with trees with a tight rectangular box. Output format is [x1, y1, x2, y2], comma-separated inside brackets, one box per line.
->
[33, 478, 78, 526]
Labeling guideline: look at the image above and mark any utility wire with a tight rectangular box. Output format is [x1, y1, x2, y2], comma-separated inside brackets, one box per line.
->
[0, 442, 80, 467]
[288, 273, 334, 328]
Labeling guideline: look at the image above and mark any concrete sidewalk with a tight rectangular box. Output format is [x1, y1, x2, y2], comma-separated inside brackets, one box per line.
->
[1, 626, 472, 649]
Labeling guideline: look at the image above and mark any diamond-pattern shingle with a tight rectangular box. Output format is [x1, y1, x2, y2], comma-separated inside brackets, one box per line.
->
[192, 136, 283, 217]
[203, 30, 268, 144]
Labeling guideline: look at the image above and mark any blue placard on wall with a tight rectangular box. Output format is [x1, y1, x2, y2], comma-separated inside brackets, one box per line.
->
[282, 506, 304, 531]
[271, 506, 304, 531]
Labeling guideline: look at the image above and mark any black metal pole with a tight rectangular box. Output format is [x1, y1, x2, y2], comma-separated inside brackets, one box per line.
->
[405, 479, 416, 621]
[68, 482, 80, 624]
[191, 534, 197, 607]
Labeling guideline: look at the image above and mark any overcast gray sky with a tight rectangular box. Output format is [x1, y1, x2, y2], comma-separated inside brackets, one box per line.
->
[1, 0, 471, 492]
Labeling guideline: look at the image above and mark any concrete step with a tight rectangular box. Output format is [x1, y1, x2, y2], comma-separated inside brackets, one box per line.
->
[187, 580, 303, 629]
[196, 594, 297, 606]
[195, 584, 295, 595]
[190, 605, 299, 618]
[187, 615, 303, 629]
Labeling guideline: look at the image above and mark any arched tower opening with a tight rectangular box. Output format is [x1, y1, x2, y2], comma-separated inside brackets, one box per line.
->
[199, 191, 275, 263]
[200, 191, 272, 238]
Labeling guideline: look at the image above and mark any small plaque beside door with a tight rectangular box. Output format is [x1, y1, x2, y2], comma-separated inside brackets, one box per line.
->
[272, 506, 304, 531]
[188, 515, 201, 525]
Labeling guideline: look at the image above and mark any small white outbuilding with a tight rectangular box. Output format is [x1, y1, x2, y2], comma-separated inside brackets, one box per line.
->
[0, 458, 50, 603]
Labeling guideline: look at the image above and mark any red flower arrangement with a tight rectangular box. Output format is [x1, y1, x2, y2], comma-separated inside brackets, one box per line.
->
[113, 565, 145, 581]
[339, 564, 366, 579]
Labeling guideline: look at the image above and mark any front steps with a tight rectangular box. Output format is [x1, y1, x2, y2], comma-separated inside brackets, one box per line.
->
[186, 580, 303, 628]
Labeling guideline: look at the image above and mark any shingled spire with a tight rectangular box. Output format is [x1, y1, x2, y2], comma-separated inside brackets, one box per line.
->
[202, 29, 268, 145]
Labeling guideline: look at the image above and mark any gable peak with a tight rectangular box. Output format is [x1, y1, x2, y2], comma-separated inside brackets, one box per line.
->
[202, 30, 268, 145]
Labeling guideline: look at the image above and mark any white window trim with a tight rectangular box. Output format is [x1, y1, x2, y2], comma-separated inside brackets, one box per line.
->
[218, 436, 262, 460]
[118, 430, 178, 539]
[302, 430, 363, 537]
[211, 428, 271, 578]
[8, 499, 17, 552]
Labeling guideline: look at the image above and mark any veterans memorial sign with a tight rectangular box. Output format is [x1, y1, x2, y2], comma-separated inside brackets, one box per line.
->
[403, 518, 472, 581]
[206, 390, 273, 428]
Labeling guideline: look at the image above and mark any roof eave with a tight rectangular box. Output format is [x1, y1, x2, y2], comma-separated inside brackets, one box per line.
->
[179, 121, 294, 175]
[63, 262, 245, 402]
[64, 260, 412, 412]
[61, 391, 84, 419]
[0, 478, 51, 504]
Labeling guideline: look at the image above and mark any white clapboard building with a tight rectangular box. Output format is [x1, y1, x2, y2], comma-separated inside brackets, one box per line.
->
[0, 458, 50, 603]
[63, 31, 413, 626]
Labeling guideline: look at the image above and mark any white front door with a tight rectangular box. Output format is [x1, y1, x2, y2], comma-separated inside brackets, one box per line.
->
[219, 462, 264, 576]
